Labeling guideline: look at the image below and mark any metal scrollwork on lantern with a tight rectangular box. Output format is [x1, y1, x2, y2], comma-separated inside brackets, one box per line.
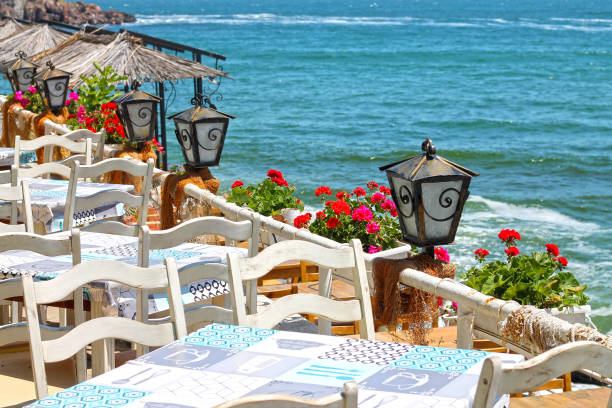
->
[34, 61, 71, 112]
[380, 138, 479, 249]
[6, 51, 40, 94]
[113, 80, 161, 144]
[168, 93, 234, 168]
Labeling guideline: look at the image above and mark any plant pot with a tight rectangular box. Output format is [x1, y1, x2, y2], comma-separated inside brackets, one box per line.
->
[441, 313, 458, 326]
[279, 208, 300, 225]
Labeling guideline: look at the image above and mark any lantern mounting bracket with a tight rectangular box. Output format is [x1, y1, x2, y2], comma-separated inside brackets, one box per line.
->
[15, 51, 26, 59]
[131, 80, 142, 91]
[191, 92, 216, 110]
[45, 61, 55, 70]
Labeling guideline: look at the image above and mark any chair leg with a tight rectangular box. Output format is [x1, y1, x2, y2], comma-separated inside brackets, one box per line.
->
[59, 307, 67, 327]
[10, 301, 20, 323]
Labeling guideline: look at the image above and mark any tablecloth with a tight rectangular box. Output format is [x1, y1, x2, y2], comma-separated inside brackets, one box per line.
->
[0, 146, 37, 166]
[28, 323, 524, 408]
[0, 178, 133, 232]
[0, 231, 247, 319]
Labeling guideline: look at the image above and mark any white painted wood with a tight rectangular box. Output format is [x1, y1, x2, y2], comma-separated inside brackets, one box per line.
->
[17, 162, 72, 179]
[474, 341, 612, 408]
[83, 221, 139, 237]
[63, 158, 154, 231]
[0, 232, 73, 256]
[21, 258, 187, 399]
[0, 179, 33, 232]
[61, 128, 106, 163]
[214, 381, 358, 408]
[227, 239, 375, 340]
[317, 268, 332, 336]
[0, 322, 69, 346]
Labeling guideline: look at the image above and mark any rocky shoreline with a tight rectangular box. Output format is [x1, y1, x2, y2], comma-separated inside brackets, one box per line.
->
[0, 0, 135, 25]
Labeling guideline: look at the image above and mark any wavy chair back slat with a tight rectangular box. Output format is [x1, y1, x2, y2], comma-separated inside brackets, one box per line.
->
[62, 158, 154, 233]
[214, 381, 358, 408]
[22, 258, 187, 399]
[60, 128, 106, 163]
[138, 217, 257, 336]
[227, 239, 375, 340]
[0, 230, 80, 348]
[14, 135, 93, 179]
[473, 341, 612, 408]
[0, 176, 33, 232]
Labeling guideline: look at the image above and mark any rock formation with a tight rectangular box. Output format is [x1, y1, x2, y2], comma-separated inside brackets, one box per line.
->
[0, 0, 136, 25]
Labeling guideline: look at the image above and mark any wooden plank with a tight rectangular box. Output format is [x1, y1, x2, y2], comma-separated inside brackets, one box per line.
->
[510, 387, 611, 408]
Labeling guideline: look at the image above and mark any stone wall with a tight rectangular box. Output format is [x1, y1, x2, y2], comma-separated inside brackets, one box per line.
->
[0, 0, 136, 25]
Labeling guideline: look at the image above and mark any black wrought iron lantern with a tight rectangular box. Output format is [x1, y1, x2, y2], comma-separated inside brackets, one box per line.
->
[168, 93, 234, 168]
[380, 138, 479, 249]
[34, 61, 71, 112]
[6, 52, 39, 94]
[113, 81, 161, 144]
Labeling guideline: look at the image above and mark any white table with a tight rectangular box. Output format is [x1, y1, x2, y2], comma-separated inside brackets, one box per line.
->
[27, 323, 524, 408]
[0, 178, 133, 232]
[0, 147, 37, 167]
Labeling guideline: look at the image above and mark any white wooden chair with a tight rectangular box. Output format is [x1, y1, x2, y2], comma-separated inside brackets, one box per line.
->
[474, 341, 612, 408]
[214, 381, 358, 408]
[55, 128, 106, 164]
[139, 217, 258, 333]
[0, 229, 81, 345]
[13, 135, 93, 179]
[0, 176, 33, 232]
[62, 157, 155, 235]
[22, 258, 187, 399]
[227, 239, 375, 340]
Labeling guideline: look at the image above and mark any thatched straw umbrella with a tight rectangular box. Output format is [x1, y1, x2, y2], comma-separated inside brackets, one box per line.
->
[0, 18, 26, 41]
[0, 24, 69, 64]
[32, 31, 227, 87]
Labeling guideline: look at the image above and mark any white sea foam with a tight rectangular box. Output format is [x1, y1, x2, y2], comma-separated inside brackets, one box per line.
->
[129, 14, 612, 32]
[467, 196, 599, 231]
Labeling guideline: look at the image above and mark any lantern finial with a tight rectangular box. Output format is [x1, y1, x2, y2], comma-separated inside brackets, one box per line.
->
[422, 138, 436, 159]
[45, 61, 55, 70]
[15, 51, 26, 59]
[131, 80, 142, 91]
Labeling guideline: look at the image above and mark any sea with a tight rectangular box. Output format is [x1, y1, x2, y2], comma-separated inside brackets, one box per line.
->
[23, 0, 612, 332]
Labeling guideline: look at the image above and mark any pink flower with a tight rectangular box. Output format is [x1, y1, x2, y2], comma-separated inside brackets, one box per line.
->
[434, 246, 450, 262]
[69, 91, 79, 101]
[371, 192, 385, 204]
[351, 205, 373, 222]
[65, 99, 72, 106]
[19, 98, 29, 108]
[368, 245, 382, 254]
[382, 199, 396, 212]
[366, 222, 380, 234]
[14, 91, 23, 101]
[27, 86, 36, 94]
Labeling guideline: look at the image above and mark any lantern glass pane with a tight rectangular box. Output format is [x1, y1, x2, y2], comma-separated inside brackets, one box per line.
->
[176, 121, 195, 163]
[195, 121, 223, 163]
[15, 68, 36, 92]
[45, 76, 68, 108]
[126, 101, 155, 142]
[390, 175, 418, 238]
[420, 180, 463, 240]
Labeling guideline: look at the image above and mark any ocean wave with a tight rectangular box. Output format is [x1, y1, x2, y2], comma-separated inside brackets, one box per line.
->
[466, 196, 599, 231]
[129, 14, 612, 31]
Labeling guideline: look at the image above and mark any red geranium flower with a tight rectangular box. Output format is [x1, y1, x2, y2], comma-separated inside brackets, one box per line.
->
[382, 199, 396, 212]
[367, 181, 379, 190]
[498, 229, 521, 243]
[231, 180, 244, 189]
[336, 190, 348, 200]
[353, 187, 366, 197]
[293, 213, 312, 229]
[271, 177, 289, 187]
[545, 244, 559, 257]
[379, 185, 391, 195]
[474, 248, 490, 260]
[316, 211, 326, 220]
[315, 186, 332, 196]
[371, 192, 385, 204]
[554, 256, 568, 267]
[326, 217, 341, 229]
[331, 199, 351, 216]
[504, 246, 520, 258]
[267, 169, 283, 179]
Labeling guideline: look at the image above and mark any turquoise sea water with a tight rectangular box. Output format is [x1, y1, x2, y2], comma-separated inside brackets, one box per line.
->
[35, 0, 612, 332]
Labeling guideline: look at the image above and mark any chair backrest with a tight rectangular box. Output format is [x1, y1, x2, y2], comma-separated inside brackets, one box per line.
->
[474, 341, 612, 408]
[22, 258, 187, 399]
[0, 229, 81, 348]
[14, 135, 93, 179]
[62, 157, 155, 235]
[140, 217, 257, 329]
[227, 239, 375, 340]
[60, 128, 106, 164]
[0, 177, 33, 232]
[214, 381, 358, 408]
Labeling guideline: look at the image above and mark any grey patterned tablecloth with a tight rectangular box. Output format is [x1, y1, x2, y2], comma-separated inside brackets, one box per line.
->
[0, 178, 133, 232]
[28, 323, 524, 408]
[0, 147, 37, 166]
[0, 231, 247, 319]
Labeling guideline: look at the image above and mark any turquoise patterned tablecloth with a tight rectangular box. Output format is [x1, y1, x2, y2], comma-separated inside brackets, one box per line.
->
[28, 323, 524, 408]
[0, 147, 37, 166]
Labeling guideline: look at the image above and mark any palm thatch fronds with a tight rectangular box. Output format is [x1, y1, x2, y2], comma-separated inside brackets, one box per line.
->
[0, 24, 69, 64]
[0, 18, 26, 41]
[32, 31, 227, 87]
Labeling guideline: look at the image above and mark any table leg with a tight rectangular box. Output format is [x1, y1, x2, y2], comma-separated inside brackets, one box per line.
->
[318, 268, 332, 336]
[90, 285, 113, 376]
